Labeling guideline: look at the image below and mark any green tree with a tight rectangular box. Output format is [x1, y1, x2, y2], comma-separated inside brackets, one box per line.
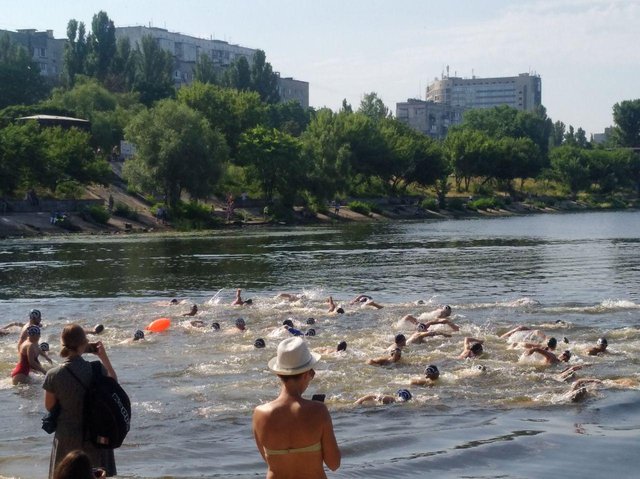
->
[0, 122, 42, 194]
[124, 99, 228, 207]
[300, 108, 351, 204]
[266, 101, 311, 136]
[237, 125, 304, 206]
[63, 19, 88, 86]
[133, 35, 175, 105]
[177, 81, 266, 156]
[86, 11, 116, 82]
[549, 145, 590, 198]
[249, 50, 280, 104]
[612, 99, 640, 147]
[551, 120, 566, 147]
[105, 37, 136, 92]
[194, 53, 218, 84]
[0, 34, 49, 109]
[443, 128, 493, 191]
[224, 55, 251, 91]
[358, 92, 391, 121]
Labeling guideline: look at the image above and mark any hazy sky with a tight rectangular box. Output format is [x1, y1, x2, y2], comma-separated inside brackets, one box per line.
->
[3, 0, 638, 135]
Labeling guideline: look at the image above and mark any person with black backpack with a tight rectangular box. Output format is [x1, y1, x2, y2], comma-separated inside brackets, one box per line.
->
[43, 324, 122, 478]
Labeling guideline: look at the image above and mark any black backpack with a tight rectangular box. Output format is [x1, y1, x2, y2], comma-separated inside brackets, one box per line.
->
[68, 361, 131, 449]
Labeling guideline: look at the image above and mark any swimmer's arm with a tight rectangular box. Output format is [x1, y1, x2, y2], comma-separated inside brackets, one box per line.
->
[28, 346, 47, 374]
[355, 394, 377, 404]
[320, 405, 341, 470]
[410, 378, 428, 385]
[402, 315, 418, 325]
[441, 319, 460, 331]
[528, 347, 555, 362]
[426, 331, 452, 338]
[500, 325, 528, 339]
[39, 351, 53, 364]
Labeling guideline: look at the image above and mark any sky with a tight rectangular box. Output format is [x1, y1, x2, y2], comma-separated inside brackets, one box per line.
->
[3, 0, 639, 136]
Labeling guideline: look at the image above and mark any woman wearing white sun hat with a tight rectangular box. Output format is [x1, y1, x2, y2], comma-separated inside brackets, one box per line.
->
[252, 337, 341, 478]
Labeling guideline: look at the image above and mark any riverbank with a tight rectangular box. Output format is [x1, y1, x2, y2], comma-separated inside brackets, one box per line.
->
[1, 192, 636, 239]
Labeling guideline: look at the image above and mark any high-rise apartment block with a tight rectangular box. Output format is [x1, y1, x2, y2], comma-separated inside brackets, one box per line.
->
[0, 29, 66, 79]
[115, 26, 309, 108]
[397, 72, 542, 139]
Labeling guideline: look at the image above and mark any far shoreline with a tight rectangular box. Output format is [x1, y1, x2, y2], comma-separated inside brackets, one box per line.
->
[1, 197, 637, 240]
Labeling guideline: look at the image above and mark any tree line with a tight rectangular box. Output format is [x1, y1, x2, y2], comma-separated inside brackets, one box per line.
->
[1, 10, 639, 220]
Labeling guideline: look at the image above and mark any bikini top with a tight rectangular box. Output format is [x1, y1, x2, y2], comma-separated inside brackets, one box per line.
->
[264, 442, 322, 456]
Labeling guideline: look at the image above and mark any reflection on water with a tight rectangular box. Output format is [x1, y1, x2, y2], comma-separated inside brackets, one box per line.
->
[1, 211, 640, 478]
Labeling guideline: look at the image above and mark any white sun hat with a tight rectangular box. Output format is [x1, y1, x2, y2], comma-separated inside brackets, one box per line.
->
[268, 337, 320, 375]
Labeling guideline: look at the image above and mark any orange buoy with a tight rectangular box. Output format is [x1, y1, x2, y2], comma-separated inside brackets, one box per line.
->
[146, 317, 171, 332]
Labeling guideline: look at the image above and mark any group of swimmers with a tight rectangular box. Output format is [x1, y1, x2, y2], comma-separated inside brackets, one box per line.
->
[5, 291, 619, 405]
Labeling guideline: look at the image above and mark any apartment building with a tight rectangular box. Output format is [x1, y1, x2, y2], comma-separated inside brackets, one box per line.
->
[397, 72, 542, 139]
[115, 26, 309, 107]
[0, 28, 65, 79]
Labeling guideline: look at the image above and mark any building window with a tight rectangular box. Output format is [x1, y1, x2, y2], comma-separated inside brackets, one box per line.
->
[38, 47, 46, 57]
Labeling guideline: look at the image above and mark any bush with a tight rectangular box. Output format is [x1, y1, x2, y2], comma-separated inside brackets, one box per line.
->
[55, 180, 83, 199]
[81, 205, 110, 224]
[471, 183, 494, 196]
[113, 202, 139, 221]
[348, 201, 371, 216]
[169, 201, 221, 230]
[420, 198, 439, 210]
[467, 197, 505, 211]
[446, 197, 466, 210]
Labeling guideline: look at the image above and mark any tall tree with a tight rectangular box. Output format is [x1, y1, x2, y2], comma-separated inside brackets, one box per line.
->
[133, 35, 175, 105]
[225, 55, 251, 91]
[124, 99, 228, 207]
[358, 92, 391, 121]
[194, 53, 218, 84]
[106, 37, 136, 92]
[551, 120, 566, 147]
[250, 50, 280, 104]
[612, 99, 640, 147]
[86, 11, 116, 82]
[63, 19, 88, 86]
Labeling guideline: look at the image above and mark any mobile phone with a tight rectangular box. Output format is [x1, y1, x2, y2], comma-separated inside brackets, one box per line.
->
[312, 394, 326, 402]
[85, 342, 98, 354]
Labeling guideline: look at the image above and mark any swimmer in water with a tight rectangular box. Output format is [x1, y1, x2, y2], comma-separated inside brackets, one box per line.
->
[350, 295, 383, 309]
[120, 330, 145, 344]
[17, 309, 43, 352]
[327, 297, 344, 314]
[0, 322, 24, 336]
[387, 334, 407, 352]
[234, 317, 247, 332]
[458, 337, 485, 359]
[355, 389, 412, 405]
[406, 327, 452, 345]
[587, 337, 608, 356]
[38, 342, 54, 365]
[276, 293, 305, 302]
[500, 325, 550, 343]
[410, 364, 440, 386]
[12, 326, 48, 384]
[183, 304, 198, 316]
[232, 289, 252, 306]
[523, 347, 571, 365]
[254, 338, 266, 348]
[315, 341, 347, 356]
[85, 324, 105, 336]
[402, 316, 460, 332]
[367, 347, 402, 366]
[436, 305, 452, 318]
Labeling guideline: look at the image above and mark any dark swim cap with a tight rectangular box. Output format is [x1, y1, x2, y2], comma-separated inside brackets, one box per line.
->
[336, 307, 344, 314]
[283, 319, 294, 328]
[244, 298, 253, 305]
[547, 337, 557, 349]
[94, 324, 105, 334]
[395, 334, 406, 345]
[29, 309, 41, 321]
[424, 364, 440, 379]
[470, 342, 483, 355]
[305, 328, 316, 337]
[235, 318, 246, 328]
[597, 337, 608, 348]
[561, 350, 572, 360]
[254, 338, 266, 348]
[417, 323, 428, 332]
[40, 342, 50, 352]
[211, 322, 220, 330]
[133, 330, 145, 341]
[397, 389, 412, 401]
[287, 327, 303, 336]
[306, 317, 316, 325]
[337, 341, 347, 352]
[27, 325, 41, 336]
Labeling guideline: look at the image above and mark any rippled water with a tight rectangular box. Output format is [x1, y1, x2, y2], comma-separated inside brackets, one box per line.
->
[1, 210, 639, 478]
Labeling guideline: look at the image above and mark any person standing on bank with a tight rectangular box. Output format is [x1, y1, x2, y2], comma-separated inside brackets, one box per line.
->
[43, 324, 118, 478]
[253, 337, 341, 478]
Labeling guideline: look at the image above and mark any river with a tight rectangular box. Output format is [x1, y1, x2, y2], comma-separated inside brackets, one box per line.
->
[1, 210, 639, 478]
